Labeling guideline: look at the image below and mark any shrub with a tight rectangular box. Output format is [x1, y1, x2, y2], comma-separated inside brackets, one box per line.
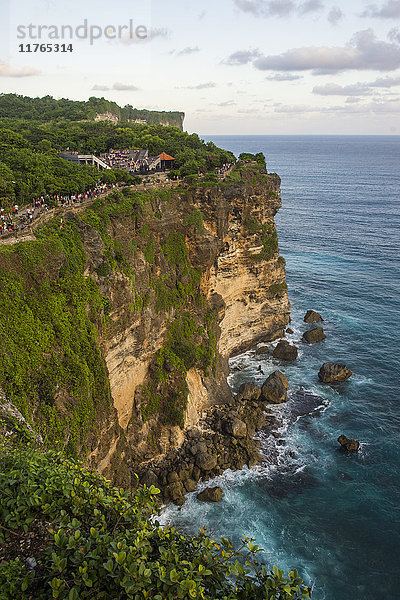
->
[0, 447, 311, 600]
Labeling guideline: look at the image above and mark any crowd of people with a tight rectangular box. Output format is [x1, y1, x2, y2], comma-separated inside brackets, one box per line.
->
[0, 182, 116, 238]
[100, 148, 164, 174]
[100, 149, 150, 173]
[216, 163, 234, 176]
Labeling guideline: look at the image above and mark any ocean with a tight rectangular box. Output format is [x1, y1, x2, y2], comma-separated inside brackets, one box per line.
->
[161, 135, 400, 599]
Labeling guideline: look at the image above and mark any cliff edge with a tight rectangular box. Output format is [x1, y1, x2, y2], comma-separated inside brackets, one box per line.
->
[0, 163, 290, 490]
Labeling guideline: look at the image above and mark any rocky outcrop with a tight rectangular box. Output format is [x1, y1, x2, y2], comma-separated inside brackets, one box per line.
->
[302, 327, 326, 344]
[262, 371, 289, 404]
[236, 382, 262, 402]
[318, 363, 353, 383]
[197, 487, 224, 502]
[304, 310, 323, 323]
[136, 397, 267, 503]
[338, 435, 360, 451]
[256, 345, 270, 355]
[272, 340, 298, 360]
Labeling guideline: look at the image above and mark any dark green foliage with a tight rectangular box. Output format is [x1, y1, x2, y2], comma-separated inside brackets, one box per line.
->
[0, 448, 311, 599]
[244, 216, 260, 235]
[239, 152, 267, 169]
[0, 98, 235, 207]
[183, 209, 205, 234]
[0, 218, 112, 455]
[249, 223, 279, 261]
[142, 312, 217, 427]
[268, 282, 288, 297]
[0, 93, 184, 128]
[278, 256, 286, 266]
[260, 224, 279, 259]
[143, 238, 155, 264]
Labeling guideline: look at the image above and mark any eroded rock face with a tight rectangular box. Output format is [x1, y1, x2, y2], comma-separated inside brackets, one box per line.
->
[338, 435, 360, 451]
[272, 340, 298, 360]
[302, 327, 326, 345]
[318, 363, 353, 383]
[81, 170, 290, 482]
[304, 310, 323, 323]
[262, 371, 289, 404]
[197, 487, 224, 503]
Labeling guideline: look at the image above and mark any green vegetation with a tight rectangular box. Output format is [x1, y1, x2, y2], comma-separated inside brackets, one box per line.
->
[152, 232, 202, 314]
[0, 93, 184, 128]
[142, 308, 217, 428]
[0, 218, 112, 457]
[0, 95, 235, 206]
[249, 223, 279, 262]
[0, 447, 311, 599]
[260, 224, 279, 259]
[268, 282, 288, 297]
[244, 216, 260, 235]
[238, 152, 267, 170]
[183, 209, 205, 234]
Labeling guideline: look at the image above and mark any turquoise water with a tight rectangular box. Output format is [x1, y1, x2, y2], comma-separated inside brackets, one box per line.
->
[161, 136, 400, 599]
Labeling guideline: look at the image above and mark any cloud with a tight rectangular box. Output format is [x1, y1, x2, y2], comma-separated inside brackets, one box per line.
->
[299, 0, 324, 14]
[233, 0, 323, 16]
[266, 73, 303, 80]
[217, 100, 236, 106]
[274, 104, 315, 113]
[370, 74, 400, 86]
[0, 61, 40, 77]
[177, 46, 200, 56]
[179, 82, 217, 89]
[112, 83, 140, 91]
[313, 82, 372, 95]
[362, 0, 400, 18]
[92, 84, 110, 91]
[388, 27, 400, 43]
[328, 6, 344, 25]
[252, 29, 400, 74]
[313, 75, 400, 96]
[120, 27, 169, 45]
[93, 83, 140, 91]
[224, 49, 261, 65]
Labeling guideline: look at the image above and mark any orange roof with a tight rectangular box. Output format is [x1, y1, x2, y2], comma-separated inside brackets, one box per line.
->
[158, 152, 175, 161]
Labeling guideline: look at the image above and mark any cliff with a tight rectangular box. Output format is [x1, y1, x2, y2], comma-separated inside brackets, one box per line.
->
[0, 164, 290, 490]
[0, 94, 185, 129]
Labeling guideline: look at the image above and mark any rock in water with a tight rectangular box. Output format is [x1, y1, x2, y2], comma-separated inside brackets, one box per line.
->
[304, 310, 324, 323]
[197, 487, 224, 502]
[272, 340, 298, 360]
[286, 328, 294, 334]
[338, 435, 360, 451]
[302, 327, 326, 344]
[318, 363, 353, 383]
[236, 382, 262, 402]
[262, 371, 289, 404]
[256, 345, 270, 355]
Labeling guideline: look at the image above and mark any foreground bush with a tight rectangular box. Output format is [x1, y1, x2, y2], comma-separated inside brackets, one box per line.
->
[0, 448, 311, 599]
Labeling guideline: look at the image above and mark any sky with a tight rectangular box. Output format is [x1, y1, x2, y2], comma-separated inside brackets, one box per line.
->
[1, 0, 400, 134]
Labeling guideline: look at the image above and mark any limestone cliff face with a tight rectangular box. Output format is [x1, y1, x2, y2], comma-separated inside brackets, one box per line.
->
[83, 167, 290, 482]
[0, 166, 289, 487]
